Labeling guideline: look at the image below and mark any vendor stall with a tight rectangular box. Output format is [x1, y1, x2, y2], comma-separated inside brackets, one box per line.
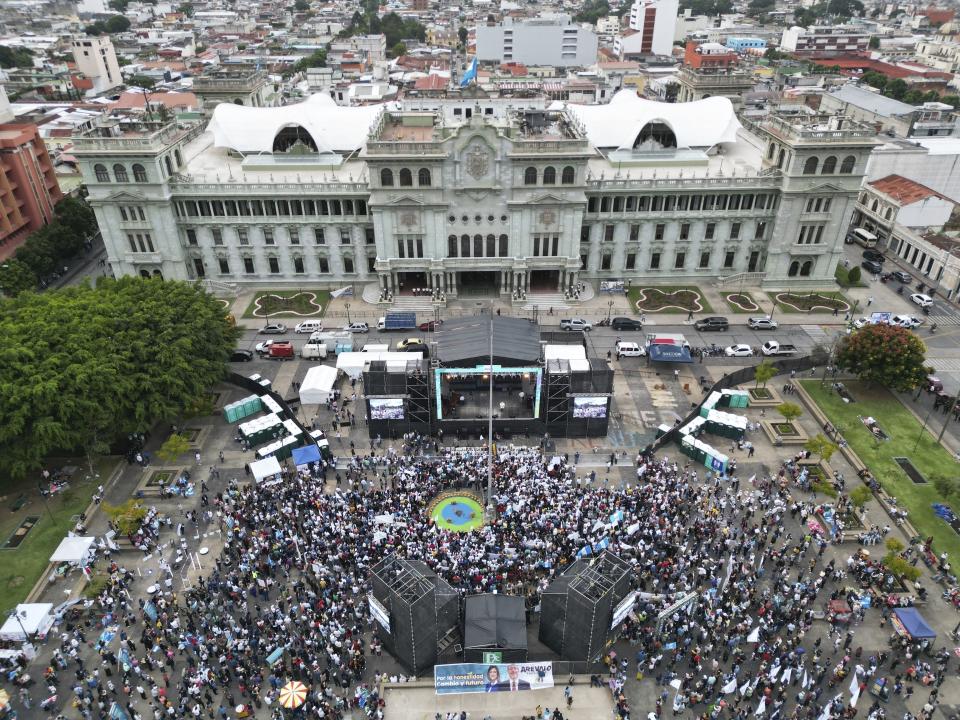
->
[0, 603, 54, 642]
[891, 607, 936, 641]
[249, 456, 283, 484]
[49, 535, 96, 566]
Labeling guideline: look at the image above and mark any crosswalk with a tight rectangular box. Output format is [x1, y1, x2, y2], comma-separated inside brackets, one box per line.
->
[927, 358, 960, 372]
[801, 324, 829, 344]
[929, 314, 960, 327]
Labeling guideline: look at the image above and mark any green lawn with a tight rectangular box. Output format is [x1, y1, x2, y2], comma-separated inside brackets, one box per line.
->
[767, 290, 851, 314]
[835, 265, 866, 289]
[0, 458, 119, 614]
[242, 289, 330, 319]
[628, 285, 714, 314]
[801, 381, 960, 569]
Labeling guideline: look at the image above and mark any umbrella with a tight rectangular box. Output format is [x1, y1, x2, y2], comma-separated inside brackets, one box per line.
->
[278, 680, 309, 709]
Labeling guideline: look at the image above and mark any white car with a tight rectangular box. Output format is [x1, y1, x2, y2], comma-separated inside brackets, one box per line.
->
[343, 322, 370, 333]
[747, 316, 778, 330]
[891, 314, 923, 329]
[725, 344, 754, 357]
[851, 317, 871, 329]
[910, 293, 934, 308]
[255, 339, 278, 354]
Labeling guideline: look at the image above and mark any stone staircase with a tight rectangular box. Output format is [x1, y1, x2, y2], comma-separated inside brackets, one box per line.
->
[391, 295, 437, 312]
[520, 292, 571, 311]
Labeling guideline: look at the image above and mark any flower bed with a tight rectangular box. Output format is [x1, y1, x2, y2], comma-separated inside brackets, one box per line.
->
[769, 292, 850, 313]
[630, 286, 711, 313]
[244, 290, 329, 318]
[724, 293, 760, 312]
[761, 419, 809, 445]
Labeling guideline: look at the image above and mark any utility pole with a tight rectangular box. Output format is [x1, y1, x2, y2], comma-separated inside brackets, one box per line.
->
[486, 308, 494, 513]
[937, 396, 960, 443]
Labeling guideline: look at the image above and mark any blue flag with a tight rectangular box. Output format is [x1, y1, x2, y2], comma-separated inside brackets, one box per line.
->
[460, 57, 478, 87]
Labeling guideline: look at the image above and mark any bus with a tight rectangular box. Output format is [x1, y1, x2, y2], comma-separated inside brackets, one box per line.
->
[845, 227, 878, 249]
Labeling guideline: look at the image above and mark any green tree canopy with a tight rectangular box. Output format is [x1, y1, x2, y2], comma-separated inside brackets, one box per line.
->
[0, 45, 34, 69]
[85, 14, 131, 34]
[0, 259, 38, 297]
[391, 41, 407, 58]
[291, 49, 327, 73]
[0, 278, 239, 479]
[294, 0, 309, 10]
[777, 402, 803, 423]
[157, 433, 191, 464]
[835, 323, 928, 391]
[127, 75, 156, 89]
[804, 433, 839, 462]
[574, 0, 610, 24]
[754, 360, 777, 388]
[680, 0, 733, 15]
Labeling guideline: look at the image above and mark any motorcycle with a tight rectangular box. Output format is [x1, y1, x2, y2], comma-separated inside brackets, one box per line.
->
[930, 324, 938, 334]
[923, 306, 931, 316]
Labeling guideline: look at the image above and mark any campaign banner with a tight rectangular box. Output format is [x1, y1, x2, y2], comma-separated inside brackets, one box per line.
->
[434, 662, 554, 695]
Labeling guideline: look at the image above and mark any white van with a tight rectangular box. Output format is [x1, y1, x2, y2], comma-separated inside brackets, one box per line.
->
[616, 341, 646, 358]
[295, 320, 323, 334]
[845, 227, 878, 248]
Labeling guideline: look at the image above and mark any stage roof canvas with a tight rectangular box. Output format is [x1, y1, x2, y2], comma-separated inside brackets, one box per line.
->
[435, 316, 541, 366]
[463, 594, 527, 651]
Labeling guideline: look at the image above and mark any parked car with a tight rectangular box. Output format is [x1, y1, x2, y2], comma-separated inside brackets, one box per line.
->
[396, 337, 424, 350]
[891, 314, 923, 328]
[294, 320, 323, 334]
[694, 316, 729, 331]
[560, 318, 592, 331]
[862, 249, 885, 264]
[724, 344, 753, 357]
[418, 320, 443, 331]
[890, 270, 912, 283]
[230, 349, 254, 362]
[258, 323, 288, 334]
[255, 339, 279, 355]
[611, 317, 644, 331]
[343, 322, 370, 333]
[399, 342, 429, 356]
[851, 317, 871, 329]
[861, 260, 883, 275]
[615, 341, 646, 358]
[910, 293, 934, 308]
[747, 316, 778, 330]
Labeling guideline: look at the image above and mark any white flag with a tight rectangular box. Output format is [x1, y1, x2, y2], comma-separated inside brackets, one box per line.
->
[755, 696, 767, 716]
[723, 678, 739, 694]
[849, 676, 861, 708]
[781, 668, 793, 685]
[740, 681, 752, 696]
[769, 665, 781, 682]
[670, 678, 683, 690]
[747, 627, 760, 643]
[817, 702, 833, 720]
[802, 670, 809, 689]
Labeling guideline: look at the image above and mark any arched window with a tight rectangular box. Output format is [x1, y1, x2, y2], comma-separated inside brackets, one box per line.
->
[113, 164, 128, 182]
[788, 260, 800, 277]
[461, 234, 470, 257]
[800, 260, 813, 277]
[840, 155, 856, 174]
[152, 269, 163, 279]
[473, 234, 483, 257]
[418, 168, 431, 187]
[139, 269, 151, 278]
[777, 149, 786, 169]
[821, 156, 837, 174]
[486, 234, 496, 257]
[174, 149, 183, 167]
[499, 234, 508, 256]
[132, 164, 147, 182]
[94, 163, 109, 182]
[164, 156, 172, 176]
[871, 200, 879, 212]
[448, 235, 458, 257]
[381, 168, 394, 186]
[524, 167, 538, 185]
[634, 121, 677, 149]
[399, 168, 413, 186]
[768, 143, 776, 160]
[272, 124, 318, 153]
[561, 166, 575, 184]
[543, 166, 556, 185]
[233, 98, 243, 105]
[802, 157, 818, 175]
[885, 208, 893, 220]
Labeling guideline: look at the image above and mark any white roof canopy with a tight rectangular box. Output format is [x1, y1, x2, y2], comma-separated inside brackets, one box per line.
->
[0, 603, 54, 641]
[249, 456, 282, 482]
[207, 93, 385, 154]
[299, 364, 338, 405]
[566, 90, 741, 150]
[50, 536, 96, 564]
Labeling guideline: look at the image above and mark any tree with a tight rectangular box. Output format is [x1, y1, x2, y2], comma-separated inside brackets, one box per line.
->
[777, 402, 804, 424]
[0, 259, 37, 296]
[574, 0, 610, 24]
[458, 26, 468, 46]
[861, 70, 887, 90]
[108, 0, 130, 10]
[747, 0, 775, 15]
[932, 474, 959, 501]
[804, 433, 839, 462]
[128, 75, 156, 89]
[0, 45, 34, 69]
[177, 2, 194, 16]
[835, 323, 928, 391]
[292, 49, 327, 73]
[103, 499, 147, 536]
[754, 360, 777, 388]
[106, 14, 131, 32]
[868, 36, 880, 49]
[846, 266, 861, 284]
[887, 78, 908, 100]
[391, 42, 407, 58]
[0, 278, 240, 479]
[157, 433, 191, 464]
[764, 48, 787, 61]
[849, 485, 872, 508]
[294, 0, 309, 9]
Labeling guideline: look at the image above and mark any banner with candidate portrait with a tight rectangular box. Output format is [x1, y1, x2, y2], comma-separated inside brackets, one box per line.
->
[434, 662, 554, 695]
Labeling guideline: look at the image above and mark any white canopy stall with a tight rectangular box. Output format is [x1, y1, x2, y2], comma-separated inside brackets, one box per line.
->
[49, 535, 96, 566]
[249, 456, 283, 483]
[0, 603, 55, 641]
[299, 365, 339, 405]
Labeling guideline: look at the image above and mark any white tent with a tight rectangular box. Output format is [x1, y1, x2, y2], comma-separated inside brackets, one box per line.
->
[249, 456, 282, 482]
[336, 351, 423, 380]
[0, 603, 54, 641]
[300, 365, 339, 405]
[50, 535, 96, 565]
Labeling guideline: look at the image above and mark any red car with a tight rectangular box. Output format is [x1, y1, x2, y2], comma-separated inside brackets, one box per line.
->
[418, 320, 443, 331]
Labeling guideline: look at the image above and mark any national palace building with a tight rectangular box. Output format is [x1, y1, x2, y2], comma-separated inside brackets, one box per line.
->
[74, 88, 878, 298]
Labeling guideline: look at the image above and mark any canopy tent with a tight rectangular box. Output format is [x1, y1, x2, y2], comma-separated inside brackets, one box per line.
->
[0, 603, 54, 641]
[336, 351, 423, 380]
[49, 535, 96, 565]
[648, 344, 693, 363]
[892, 607, 936, 639]
[463, 593, 527, 663]
[299, 365, 339, 405]
[249, 456, 283, 482]
[291, 444, 321, 467]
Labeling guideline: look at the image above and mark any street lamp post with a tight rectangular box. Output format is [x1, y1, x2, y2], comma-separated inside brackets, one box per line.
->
[345, 302, 351, 325]
[486, 306, 495, 519]
[607, 299, 614, 323]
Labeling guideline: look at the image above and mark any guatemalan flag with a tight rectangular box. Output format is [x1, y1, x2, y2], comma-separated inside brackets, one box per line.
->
[460, 56, 478, 87]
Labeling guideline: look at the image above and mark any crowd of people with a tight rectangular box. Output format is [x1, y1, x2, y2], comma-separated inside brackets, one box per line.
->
[7, 441, 956, 720]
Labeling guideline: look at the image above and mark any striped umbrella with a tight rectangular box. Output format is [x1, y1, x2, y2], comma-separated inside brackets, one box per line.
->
[278, 680, 309, 709]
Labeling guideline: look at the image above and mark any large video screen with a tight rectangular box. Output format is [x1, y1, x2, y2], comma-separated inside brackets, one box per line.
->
[573, 396, 608, 419]
[369, 398, 404, 420]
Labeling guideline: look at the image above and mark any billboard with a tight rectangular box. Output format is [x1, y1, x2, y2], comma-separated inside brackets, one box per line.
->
[573, 396, 607, 419]
[368, 594, 391, 633]
[610, 590, 638, 630]
[369, 398, 404, 420]
[434, 662, 554, 695]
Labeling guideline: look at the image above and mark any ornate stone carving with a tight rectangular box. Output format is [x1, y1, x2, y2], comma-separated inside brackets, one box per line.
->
[465, 145, 490, 180]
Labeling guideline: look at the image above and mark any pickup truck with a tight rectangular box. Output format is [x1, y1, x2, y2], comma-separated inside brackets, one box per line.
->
[760, 340, 798, 356]
[560, 318, 592, 331]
